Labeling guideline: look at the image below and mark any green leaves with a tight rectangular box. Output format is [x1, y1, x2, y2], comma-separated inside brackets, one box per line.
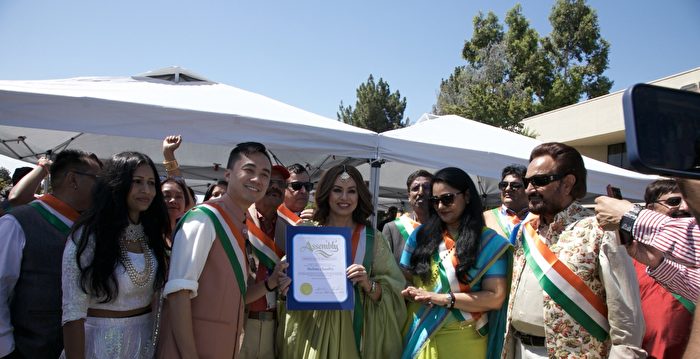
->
[436, 0, 612, 135]
[338, 74, 408, 133]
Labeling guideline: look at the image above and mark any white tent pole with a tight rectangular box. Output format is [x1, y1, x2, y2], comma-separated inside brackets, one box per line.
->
[369, 159, 384, 229]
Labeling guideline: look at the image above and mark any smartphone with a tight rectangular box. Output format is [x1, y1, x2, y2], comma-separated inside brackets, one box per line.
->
[622, 84, 700, 179]
[606, 185, 622, 200]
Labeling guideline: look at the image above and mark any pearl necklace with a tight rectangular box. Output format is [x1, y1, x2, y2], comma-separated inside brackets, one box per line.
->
[119, 224, 154, 288]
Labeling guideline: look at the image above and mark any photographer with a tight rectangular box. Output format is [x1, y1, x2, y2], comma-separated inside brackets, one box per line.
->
[595, 178, 700, 303]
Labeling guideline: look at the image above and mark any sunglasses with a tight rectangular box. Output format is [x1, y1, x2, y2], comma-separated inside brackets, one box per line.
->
[498, 181, 524, 191]
[523, 174, 564, 188]
[288, 181, 314, 191]
[430, 191, 465, 207]
[656, 196, 683, 208]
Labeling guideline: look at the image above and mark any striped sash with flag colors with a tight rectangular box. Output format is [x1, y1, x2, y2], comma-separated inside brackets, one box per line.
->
[246, 207, 284, 270]
[394, 214, 420, 242]
[178, 203, 249, 296]
[27, 194, 80, 236]
[491, 207, 522, 239]
[521, 217, 610, 342]
[277, 204, 302, 226]
[350, 225, 374, 354]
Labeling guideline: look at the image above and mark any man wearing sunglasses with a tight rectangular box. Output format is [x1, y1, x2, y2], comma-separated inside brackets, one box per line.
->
[382, 169, 433, 264]
[503, 142, 644, 358]
[0, 150, 102, 358]
[280, 163, 314, 223]
[621, 179, 693, 359]
[241, 165, 292, 359]
[483, 164, 529, 241]
[595, 179, 700, 318]
[595, 178, 700, 303]
[645, 179, 690, 219]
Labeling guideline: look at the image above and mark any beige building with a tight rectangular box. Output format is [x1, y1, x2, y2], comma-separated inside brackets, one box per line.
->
[522, 67, 700, 169]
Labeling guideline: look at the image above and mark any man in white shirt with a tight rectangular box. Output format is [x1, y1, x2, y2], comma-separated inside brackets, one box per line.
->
[157, 142, 272, 359]
[0, 150, 101, 358]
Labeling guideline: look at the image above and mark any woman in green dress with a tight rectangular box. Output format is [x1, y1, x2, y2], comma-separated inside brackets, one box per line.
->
[400, 167, 512, 359]
[278, 164, 406, 359]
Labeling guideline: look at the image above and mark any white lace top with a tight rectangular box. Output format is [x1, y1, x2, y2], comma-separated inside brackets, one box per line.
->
[61, 227, 157, 325]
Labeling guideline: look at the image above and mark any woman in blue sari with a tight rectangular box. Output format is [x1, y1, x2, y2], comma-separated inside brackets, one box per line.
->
[400, 167, 512, 359]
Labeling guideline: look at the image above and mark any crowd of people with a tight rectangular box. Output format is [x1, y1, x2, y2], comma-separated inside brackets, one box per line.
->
[0, 137, 698, 359]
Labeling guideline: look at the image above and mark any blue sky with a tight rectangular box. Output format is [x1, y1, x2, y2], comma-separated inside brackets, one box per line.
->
[0, 1, 698, 125]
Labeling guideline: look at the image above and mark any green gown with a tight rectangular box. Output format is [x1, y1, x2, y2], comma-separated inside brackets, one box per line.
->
[277, 228, 407, 359]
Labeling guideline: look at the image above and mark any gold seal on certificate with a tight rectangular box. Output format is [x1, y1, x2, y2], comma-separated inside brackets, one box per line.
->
[286, 226, 354, 310]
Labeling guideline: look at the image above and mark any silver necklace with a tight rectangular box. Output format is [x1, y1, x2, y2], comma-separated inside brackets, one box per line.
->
[124, 223, 146, 244]
[120, 224, 154, 287]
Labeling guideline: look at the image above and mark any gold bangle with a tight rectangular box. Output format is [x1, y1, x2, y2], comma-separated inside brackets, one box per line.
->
[163, 159, 179, 172]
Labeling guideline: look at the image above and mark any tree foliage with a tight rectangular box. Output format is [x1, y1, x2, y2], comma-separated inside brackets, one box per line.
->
[0, 167, 10, 192]
[435, 0, 611, 134]
[338, 74, 407, 133]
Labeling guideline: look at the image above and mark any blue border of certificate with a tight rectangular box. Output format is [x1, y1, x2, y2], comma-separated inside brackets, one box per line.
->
[286, 226, 354, 310]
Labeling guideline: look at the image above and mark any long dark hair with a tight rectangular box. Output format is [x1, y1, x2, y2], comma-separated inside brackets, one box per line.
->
[312, 164, 372, 226]
[72, 152, 171, 303]
[408, 167, 485, 284]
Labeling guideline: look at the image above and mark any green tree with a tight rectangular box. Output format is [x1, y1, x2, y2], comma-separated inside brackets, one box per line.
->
[435, 0, 611, 132]
[541, 0, 612, 110]
[435, 43, 534, 133]
[338, 75, 407, 133]
[0, 166, 10, 190]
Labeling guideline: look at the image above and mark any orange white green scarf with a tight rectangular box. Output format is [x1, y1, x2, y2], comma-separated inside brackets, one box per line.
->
[178, 203, 249, 295]
[521, 215, 610, 341]
[393, 214, 420, 242]
[28, 194, 80, 236]
[247, 207, 285, 271]
[277, 204, 302, 226]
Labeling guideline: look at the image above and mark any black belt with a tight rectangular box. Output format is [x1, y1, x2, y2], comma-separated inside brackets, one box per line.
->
[247, 311, 276, 321]
[514, 330, 545, 347]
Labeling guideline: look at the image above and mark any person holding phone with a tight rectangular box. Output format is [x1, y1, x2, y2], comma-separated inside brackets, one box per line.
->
[595, 179, 700, 303]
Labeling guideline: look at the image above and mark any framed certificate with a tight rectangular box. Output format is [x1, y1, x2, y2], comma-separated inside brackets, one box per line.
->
[286, 226, 354, 310]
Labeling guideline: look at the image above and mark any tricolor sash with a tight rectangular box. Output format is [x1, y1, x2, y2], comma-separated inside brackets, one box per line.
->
[350, 225, 374, 354]
[27, 194, 80, 236]
[491, 207, 521, 239]
[277, 204, 302, 226]
[247, 207, 285, 271]
[394, 215, 420, 242]
[178, 203, 249, 296]
[521, 217, 610, 342]
[402, 228, 510, 359]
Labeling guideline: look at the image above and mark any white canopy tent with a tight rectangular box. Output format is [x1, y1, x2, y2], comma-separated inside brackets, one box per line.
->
[0, 67, 379, 193]
[0, 154, 35, 174]
[0, 68, 655, 216]
[377, 114, 657, 201]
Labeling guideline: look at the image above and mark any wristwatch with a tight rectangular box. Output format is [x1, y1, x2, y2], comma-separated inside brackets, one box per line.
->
[619, 204, 643, 244]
